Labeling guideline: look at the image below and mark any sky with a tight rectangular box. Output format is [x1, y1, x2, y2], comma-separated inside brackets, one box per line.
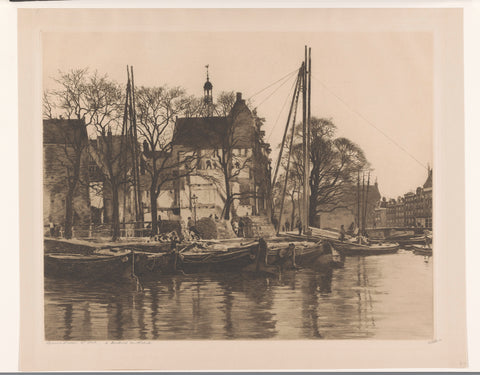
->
[43, 30, 433, 199]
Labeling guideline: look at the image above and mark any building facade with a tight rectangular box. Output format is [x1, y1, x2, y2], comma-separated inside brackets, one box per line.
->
[168, 91, 271, 222]
[384, 168, 433, 228]
[374, 198, 388, 228]
[48, 74, 273, 236]
[135, 76, 272, 224]
[43, 119, 91, 230]
[87, 134, 140, 227]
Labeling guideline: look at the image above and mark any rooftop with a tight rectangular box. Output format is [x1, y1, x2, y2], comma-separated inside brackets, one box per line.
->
[173, 117, 229, 148]
[423, 168, 433, 189]
[43, 119, 87, 144]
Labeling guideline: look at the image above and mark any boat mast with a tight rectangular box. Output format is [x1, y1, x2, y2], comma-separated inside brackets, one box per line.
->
[131, 66, 144, 228]
[363, 172, 371, 235]
[121, 72, 130, 233]
[271, 68, 303, 190]
[276, 64, 303, 235]
[361, 173, 365, 235]
[302, 46, 309, 233]
[357, 171, 361, 231]
[126, 67, 139, 231]
[307, 47, 312, 229]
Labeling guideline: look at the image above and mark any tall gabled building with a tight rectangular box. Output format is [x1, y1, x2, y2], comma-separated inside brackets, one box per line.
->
[170, 90, 272, 221]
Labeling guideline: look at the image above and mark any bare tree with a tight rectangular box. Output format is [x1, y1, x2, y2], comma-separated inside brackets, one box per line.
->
[43, 68, 92, 239]
[45, 67, 132, 240]
[84, 73, 127, 241]
[51, 68, 90, 120]
[42, 90, 55, 120]
[279, 117, 368, 227]
[135, 85, 199, 234]
[215, 91, 236, 117]
[273, 172, 301, 229]
[182, 95, 205, 118]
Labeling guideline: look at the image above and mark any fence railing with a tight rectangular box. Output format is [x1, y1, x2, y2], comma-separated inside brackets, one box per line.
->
[44, 220, 181, 239]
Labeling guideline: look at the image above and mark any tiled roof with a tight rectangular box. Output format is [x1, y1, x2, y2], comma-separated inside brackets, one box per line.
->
[173, 117, 229, 148]
[43, 119, 87, 144]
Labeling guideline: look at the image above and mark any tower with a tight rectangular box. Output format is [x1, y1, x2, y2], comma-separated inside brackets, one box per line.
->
[203, 64, 214, 116]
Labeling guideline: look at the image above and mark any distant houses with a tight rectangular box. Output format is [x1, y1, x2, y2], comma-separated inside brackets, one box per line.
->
[313, 182, 381, 231]
[380, 168, 433, 228]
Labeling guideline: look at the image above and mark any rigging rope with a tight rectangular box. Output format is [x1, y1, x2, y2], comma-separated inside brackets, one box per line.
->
[247, 68, 299, 101]
[277, 68, 302, 235]
[311, 74, 428, 170]
[266, 76, 298, 143]
[255, 73, 297, 110]
[271, 70, 301, 189]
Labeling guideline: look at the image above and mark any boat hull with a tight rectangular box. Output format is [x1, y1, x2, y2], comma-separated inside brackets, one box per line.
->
[395, 237, 427, 247]
[178, 243, 259, 274]
[333, 241, 400, 256]
[267, 239, 344, 269]
[133, 251, 178, 277]
[44, 250, 133, 280]
[412, 245, 433, 256]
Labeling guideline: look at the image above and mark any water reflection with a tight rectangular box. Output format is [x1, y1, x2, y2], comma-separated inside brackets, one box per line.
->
[45, 251, 433, 340]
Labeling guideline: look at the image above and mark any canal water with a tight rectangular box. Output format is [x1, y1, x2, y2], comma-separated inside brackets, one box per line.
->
[44, 249, 433, 340]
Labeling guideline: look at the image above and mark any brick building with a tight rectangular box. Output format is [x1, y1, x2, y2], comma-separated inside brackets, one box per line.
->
[168, 91, 272, 221]
[106, 77, 273, 225]
[414, 168, 433, 228]
[384, 168, 433, 228]
[374, 198, 388, 227]
[386, 197, 405, 227]
[43, 119, 91, 229]
[48, 74, 273, 236]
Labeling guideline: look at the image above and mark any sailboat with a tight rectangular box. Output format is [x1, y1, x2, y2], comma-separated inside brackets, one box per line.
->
[412, 230, 433, 256]
[271, 47, 398, 258]
[118, 52, 341, 275]
[330, 173, 400, 256]
[268, 46, 343, 269]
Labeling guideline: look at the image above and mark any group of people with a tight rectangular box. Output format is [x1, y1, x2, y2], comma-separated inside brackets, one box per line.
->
[149, 216, 201, 243]
[271, 216, 303, 235]
[339, 222, 370, 244]
[148, 213, 226, 243]
[231, 218, 245, 237]
[48, 221, 62, 237]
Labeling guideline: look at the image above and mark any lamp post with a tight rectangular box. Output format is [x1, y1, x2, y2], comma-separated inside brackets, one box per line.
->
[192, 194, 198, 225]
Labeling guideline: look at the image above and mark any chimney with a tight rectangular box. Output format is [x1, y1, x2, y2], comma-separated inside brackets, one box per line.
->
[236, 92, 243, 102]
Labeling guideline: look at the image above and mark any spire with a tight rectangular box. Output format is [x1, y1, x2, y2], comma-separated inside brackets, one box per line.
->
[203, 64, 213, 115]
[423, 166, 433, 189]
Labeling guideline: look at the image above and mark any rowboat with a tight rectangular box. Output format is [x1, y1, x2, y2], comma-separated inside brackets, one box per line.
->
[267, 237, 344, 269]
[177, 240, 260, 274]
[44, 248, 133, 280]
[391, 236, 426, 247]
[412, 244, 433, 256]
[177, 237, 343, 274]
[132, 251, 178, 277]
[332, 240, 400, 256]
